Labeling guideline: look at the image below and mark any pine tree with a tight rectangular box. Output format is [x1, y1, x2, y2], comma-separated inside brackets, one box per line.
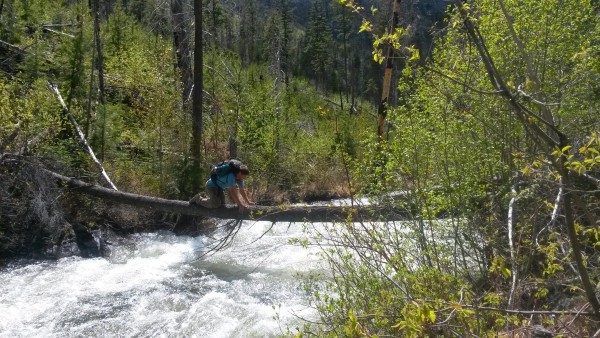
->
[239, 0, 260, 64]
[303, 0, 333, 91]
[263, 11, 283, 80]
[279, 0, 291, 85]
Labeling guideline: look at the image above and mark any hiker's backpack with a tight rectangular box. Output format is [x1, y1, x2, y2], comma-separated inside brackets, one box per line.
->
[210, 159, 243, 183]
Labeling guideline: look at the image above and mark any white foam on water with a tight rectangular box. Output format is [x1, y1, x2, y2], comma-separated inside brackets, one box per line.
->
[0, 222, 322, 338]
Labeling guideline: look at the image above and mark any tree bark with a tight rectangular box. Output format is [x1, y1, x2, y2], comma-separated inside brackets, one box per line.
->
[47, 83, 118, 191]
[507, 183, 518, 309]
[42, 169, 410, 223]
[171, 0, 194, 107]
[0, 0, 4, 19]
[191, 0, 204, 191]
[377, 0, 401, 140]
[91, 0, 108, 162]
[558, 158, 600, 318]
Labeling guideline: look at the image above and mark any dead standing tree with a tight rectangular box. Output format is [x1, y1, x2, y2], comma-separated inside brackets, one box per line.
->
[377, 0, 401, 140]
[191, 0, 204, 191]
[171, 0, 194, 108]
[91, 0, 109, 161]
[171, 0, 203, 195]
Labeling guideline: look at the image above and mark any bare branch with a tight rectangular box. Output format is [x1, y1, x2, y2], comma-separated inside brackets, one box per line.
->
[451, 303, 597, 317]
[507, 183, 518, 309]
[42, 27, 75, 38]
[498, 0, 557, 126]
[17, 127, 57, 155]
[424, 65, 503, 95]
[47, 82, 118, 191]
[580, 173, 600, 187]
[0, 39, 26, 52]
[0, 121, 21, 153]
[517, 87, 560, 107]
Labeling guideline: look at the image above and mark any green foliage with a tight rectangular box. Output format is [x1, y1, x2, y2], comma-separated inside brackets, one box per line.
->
[559, 133, 600, 174]
[0, 77, 64, 154]
[303, 0, 334, 87]
[203, 49, 372, 201]
[1, 0, 598, 334]
[297, 0, 599, 336]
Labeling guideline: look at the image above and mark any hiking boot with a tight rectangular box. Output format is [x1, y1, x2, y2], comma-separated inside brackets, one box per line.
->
[189, 193, 203, 206]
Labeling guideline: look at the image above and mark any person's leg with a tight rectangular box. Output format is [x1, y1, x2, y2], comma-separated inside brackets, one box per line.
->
[218, 187, 226, 206]
[189, 192, 204, 205]
[197, 185, 223, 208]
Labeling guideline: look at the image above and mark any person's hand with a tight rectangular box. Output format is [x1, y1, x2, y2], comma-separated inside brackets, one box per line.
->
[238, 204, 248, 212]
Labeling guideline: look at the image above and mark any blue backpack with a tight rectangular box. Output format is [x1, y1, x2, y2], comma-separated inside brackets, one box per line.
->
[210, 159, 243, 183]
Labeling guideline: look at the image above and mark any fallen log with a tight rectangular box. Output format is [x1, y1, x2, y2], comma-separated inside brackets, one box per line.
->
[44, 169, 410, 223]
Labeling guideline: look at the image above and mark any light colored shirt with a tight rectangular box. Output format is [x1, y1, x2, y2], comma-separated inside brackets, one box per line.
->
[207, 173, 244, 189]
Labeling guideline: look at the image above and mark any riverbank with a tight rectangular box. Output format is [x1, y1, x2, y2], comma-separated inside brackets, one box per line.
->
[0, 161, 351, 263]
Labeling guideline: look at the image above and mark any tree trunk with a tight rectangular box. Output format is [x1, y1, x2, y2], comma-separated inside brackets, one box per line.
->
[558, 155, 600, 318]
[41, 168, 410, 224]
[171, 0, 194, 108]
[280, 0, 291, 86]
[48, 83, 118, 191]
[191, 0, 204, 191]
[377, 0, 401, 140]
[92, 0, 107, 161]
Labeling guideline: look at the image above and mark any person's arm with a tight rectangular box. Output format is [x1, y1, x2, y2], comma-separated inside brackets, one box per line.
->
[227, 186, 248, 211]
[239, 186, 254, 205]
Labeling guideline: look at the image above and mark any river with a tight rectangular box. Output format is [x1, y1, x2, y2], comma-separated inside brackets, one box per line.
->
[0, 221, 323, 337]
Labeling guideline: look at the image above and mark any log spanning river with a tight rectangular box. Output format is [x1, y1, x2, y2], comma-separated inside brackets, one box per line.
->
[0, 221, 324, 337]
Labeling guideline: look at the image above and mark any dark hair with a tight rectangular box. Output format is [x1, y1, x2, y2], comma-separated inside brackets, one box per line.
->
[238, 165, 250, 176]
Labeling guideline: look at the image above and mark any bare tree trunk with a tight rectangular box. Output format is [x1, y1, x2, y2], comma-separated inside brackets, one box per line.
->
[377, 0, 401, 140]
[558, 155, 600, 318]
[497, 0, 556, 136]
[48, 83, 118, 191]
[171, 0, 194, 109]
[191, 0, 204, 191]
[85, 29, 96, 138]
[92, 0, 107, 161]
[66, 10, 85, 110]
[507, 182, 518, 309]
[210, 0, 217, 48]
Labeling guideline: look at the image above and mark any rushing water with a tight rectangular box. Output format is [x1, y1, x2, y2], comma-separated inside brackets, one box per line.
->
[0, 221, 323, 338]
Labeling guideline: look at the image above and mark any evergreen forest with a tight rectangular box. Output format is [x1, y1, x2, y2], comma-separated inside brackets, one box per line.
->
[0, 0, 599, 336]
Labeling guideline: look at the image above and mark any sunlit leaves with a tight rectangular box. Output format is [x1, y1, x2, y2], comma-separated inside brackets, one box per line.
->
[371, 28, 406, 63]
[359, 18, 372, 32]
[301, 0, 597, 335]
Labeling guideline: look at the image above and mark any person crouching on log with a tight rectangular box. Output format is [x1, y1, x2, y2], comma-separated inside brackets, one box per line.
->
[190, 160, 253, 212]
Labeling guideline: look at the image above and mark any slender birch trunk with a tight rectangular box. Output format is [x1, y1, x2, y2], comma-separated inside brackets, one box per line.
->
[48, 83, 118, 191]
